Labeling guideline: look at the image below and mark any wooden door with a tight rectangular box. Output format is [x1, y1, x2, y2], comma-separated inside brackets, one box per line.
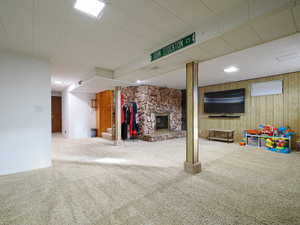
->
[51, 96, 62, 133]
[96, 90, 113, 137]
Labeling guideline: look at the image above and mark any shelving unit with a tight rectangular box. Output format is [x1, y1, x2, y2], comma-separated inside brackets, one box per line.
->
[244, 132, 292, 152]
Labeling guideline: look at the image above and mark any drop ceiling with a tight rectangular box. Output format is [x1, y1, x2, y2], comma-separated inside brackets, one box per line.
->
[114, 2, 300, 83]
[151, 33, 300, 88]
[0, 0, 299, 92]
[74, 32, 300, 93]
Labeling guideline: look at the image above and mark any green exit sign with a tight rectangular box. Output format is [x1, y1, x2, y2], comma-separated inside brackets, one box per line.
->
[151, 32, 196, 61]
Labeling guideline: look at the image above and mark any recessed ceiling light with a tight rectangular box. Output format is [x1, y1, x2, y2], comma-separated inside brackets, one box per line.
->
[74, 0, 105, 18]
[224, 66, 239, 73]
[54, 80, 63, 85]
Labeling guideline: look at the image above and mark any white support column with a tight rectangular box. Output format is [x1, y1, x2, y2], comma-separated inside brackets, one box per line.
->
[184, 61, 201, 174]
[114, 86, 122, 146]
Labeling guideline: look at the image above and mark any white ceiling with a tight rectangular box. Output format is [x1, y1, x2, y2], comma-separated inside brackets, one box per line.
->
[114, 2, 300, 83]
[0, 0, 299, 92]
[149, 33, 300, 88]
[73, 32, 300, 92]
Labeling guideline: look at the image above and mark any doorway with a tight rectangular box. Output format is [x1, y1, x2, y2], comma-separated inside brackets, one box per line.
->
[96, 90, 113, 137]
[51, 96, 62, 133]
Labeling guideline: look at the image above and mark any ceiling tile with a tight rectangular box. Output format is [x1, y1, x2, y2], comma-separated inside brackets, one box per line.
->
[178, 45, 211, 61]
[101, 6, 164, 49]
[154, 0, 214, 28]
[112, 0, 187, 38]
[249, 0, 291, 18]
[222, 25, 262, 50]
[155, 53, 193, 68]
[199, 37, 235, 59]
[293, 4, 300, 31]
[218, 2, 249, 33]
[0, 0, 34, 53]
[251, 9, 296, 42]
[34, 0, 68, 57]
[35, 0, 150, 69]
[0, 17, 6, 46]
[201, 0, 245, 14]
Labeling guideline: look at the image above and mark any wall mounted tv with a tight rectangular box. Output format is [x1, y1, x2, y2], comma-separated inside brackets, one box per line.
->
[204, 88, 245, 114]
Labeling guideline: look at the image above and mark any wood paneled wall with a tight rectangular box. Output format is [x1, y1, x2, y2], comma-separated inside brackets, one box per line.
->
[199, 72, 300, 149]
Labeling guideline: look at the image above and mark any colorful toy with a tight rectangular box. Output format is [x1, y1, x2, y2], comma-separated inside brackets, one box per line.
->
[278, 127, 286, 135]
[246, 129, 261, 135]
[239, 138, 246, 146]
[276, 139, 285, 148]
[265, 137, 290, 153]
[261, 125, 276, 136]
[284, 131, 295, 137]
[244, 125, 295, 154]
[265, 138, 275, 148]
[239, 142, 246, 146]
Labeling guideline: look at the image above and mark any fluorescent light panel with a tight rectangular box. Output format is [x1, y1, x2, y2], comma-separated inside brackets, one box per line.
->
[224, 66, 239, 73]
[74, 0, 105, 18]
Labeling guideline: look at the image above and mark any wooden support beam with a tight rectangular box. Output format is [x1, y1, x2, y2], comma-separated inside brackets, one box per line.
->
[185, 61, 201, 174]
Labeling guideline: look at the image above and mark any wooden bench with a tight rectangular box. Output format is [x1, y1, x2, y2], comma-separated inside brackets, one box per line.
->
[208, 129, 235, 143]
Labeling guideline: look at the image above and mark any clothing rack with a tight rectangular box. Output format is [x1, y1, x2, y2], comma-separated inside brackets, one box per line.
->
[121, 99, 139, 141]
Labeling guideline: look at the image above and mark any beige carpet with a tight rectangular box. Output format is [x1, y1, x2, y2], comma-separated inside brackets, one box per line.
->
[1, 137, 300, 225]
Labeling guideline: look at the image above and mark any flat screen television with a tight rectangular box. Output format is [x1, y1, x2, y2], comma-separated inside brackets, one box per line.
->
[204, 88, 245, 114]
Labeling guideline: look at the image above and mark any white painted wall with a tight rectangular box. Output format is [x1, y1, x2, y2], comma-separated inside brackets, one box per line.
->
[0, 51, 52, 175]
[51, 91, 62, 96]
[62, 86, 96, 138]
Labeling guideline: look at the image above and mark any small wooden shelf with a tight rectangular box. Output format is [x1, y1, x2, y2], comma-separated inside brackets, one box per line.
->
[208, 129, 235, 143]
[208, 137, 234, 142]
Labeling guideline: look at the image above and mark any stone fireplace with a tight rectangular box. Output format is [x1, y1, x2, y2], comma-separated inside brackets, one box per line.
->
[155, 113, 169, 130]
[121, 85, 186, 141]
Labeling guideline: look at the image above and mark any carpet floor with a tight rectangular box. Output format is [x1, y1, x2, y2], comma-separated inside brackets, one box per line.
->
[0, 136, 300, 225]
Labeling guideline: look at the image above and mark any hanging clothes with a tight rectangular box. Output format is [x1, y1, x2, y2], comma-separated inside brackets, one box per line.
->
[121, 94, 126, 140]
[121, 104, 130, 140]
[121, 94, 125, 123]
[129, 104, 134, 137]
[121, 102, 138, 140]
[130, 102, 138, 138]
[124, 105, 131, 124]
[121, 123, 127, 140]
